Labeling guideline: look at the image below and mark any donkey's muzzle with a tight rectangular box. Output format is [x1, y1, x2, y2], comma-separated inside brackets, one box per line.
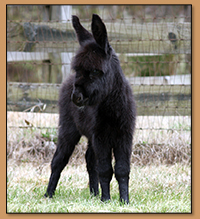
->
[71, 91, 89, 107]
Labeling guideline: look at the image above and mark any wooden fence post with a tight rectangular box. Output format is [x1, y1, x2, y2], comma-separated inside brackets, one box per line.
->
[43, 5, 61, 21]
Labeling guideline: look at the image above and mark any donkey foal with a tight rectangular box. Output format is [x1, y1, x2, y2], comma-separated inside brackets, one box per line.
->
[44, 14, 136, 204]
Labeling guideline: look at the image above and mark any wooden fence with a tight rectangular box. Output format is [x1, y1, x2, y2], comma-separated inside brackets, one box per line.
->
[7, 5, 191, 117]
[7, 74, 191, 116]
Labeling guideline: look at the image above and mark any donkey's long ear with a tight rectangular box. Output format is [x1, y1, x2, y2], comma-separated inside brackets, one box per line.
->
[91, 14, 110, 53]
[72, 15, 93, 46]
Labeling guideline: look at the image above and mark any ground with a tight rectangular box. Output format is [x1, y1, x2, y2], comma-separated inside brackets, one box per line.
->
[7, 160, 191, 213]
[7, 112, 191, 213]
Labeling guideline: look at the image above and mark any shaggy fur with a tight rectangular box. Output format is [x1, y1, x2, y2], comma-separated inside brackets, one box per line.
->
[44, 14, 136, 203]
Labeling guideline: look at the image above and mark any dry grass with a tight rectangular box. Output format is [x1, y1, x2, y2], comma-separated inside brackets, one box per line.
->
[7, 112, 191, 165]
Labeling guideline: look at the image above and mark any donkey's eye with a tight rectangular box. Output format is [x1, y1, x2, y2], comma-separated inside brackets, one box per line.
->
[90, 69, 102, 77]
[92, 69, 99, 75]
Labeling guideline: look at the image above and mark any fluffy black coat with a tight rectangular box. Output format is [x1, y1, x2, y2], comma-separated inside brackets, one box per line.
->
[44, 14, 136, 203]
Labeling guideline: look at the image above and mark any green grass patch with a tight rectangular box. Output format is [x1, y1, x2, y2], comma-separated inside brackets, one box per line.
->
[7, 161, 191, 213]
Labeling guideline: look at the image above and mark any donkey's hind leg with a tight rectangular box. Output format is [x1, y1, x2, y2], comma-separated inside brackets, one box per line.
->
[113, 140, 132, 204]
[85, 142, 99, 196]
[44, 125, 81, 198]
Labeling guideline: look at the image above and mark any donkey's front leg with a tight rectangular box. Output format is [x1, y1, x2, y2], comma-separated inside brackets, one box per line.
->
[98, 157, 113, 202]
[93, 140, 113, 202]
[85, 143, 99, 196]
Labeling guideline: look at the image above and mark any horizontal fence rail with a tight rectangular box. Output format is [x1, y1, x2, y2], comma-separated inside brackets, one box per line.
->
[7, 21, 191, 54]
[7, 80, 191, 116]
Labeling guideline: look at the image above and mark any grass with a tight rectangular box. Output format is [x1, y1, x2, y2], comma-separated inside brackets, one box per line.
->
[7, 160, 191, 213]
[7, 112, 191, 212]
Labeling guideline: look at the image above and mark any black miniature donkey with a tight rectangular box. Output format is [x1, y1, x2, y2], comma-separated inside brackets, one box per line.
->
[44, 14, 136, 204]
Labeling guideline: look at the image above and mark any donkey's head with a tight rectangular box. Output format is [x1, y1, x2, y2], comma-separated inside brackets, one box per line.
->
[71, 14, 114, 107]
